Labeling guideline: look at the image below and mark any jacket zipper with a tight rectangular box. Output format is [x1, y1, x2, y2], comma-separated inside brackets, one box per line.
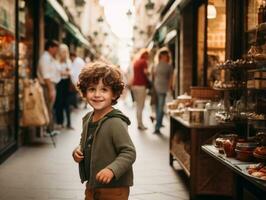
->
[88, 116, 108, 186]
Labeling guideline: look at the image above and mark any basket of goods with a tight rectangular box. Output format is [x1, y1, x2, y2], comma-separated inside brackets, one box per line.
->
[175, 93, 192, 105]
[253, 146, 266, 162]
[215, 137, 227, 154]
[168, 108, 184, 117]
[167, 94, 192, 116]
[256, 132, 266, 146]
[214, 134, 238, 154]
[246, 163, 266, 181]
[235, 142, 258, 161]
[166, 101, 178, 110]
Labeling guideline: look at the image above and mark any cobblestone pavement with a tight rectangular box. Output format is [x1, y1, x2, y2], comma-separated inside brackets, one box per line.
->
[0, 96, 189, 200]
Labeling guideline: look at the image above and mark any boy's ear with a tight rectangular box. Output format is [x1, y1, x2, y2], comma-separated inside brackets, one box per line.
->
[112, 94, 118, 100]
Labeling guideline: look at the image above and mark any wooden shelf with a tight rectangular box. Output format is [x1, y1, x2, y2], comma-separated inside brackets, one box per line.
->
[246, 22, 266, 33]
[213, 86, 246, 91]
[169, 116, 235, 199]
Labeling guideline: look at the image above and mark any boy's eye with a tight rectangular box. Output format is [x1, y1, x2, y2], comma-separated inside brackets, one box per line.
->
[101, 87, 108, 92]
[87, 87, 95, 92]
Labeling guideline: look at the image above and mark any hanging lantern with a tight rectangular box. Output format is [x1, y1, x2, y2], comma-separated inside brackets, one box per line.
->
[207, 3, 217, 19]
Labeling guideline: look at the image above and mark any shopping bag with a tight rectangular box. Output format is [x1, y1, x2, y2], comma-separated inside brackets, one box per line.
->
[21, 79, 50, 127]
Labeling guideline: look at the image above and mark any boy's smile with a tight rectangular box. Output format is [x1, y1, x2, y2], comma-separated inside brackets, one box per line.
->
[86, 79, 115, 117]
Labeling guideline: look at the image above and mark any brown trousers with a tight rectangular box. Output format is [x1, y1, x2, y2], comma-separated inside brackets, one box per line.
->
[85, 185, 129, 200]
[42, 84, 55, 133]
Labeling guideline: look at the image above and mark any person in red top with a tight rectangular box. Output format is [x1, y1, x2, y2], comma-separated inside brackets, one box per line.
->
[131, 49, 150, 130]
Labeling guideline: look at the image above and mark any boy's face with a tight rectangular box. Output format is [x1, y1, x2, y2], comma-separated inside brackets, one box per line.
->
[85, 79, 115, 113]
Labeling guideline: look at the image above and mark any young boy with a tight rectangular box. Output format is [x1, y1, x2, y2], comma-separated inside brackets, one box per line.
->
[72, 62, 136, 200]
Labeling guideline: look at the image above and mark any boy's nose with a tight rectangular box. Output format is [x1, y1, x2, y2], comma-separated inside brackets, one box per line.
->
[94, 90, 101, 96]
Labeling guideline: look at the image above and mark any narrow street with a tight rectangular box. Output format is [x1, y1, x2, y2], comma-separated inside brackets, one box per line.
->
[1, 1, 265, 200]
[0, 97, 189, 200]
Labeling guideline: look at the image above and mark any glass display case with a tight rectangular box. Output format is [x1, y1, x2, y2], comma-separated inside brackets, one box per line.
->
[0, 0, 16, 153]
[244, 0, 266, 136]
[245, 0, 266, 56]
[197, 0, 226, 87]
[18, 0, 32, 115]
[207, 0, 226, 86]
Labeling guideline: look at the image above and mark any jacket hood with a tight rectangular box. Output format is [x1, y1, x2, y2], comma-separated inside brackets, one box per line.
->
[106, 108, 131, 125]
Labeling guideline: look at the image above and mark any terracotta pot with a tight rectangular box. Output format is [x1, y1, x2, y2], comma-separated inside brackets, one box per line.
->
[223, 139, 236, 157]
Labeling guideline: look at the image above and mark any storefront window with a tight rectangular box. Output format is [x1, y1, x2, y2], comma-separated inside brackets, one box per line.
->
[245, 0, 266, 135]
[245, 0, 266, 55]
[246, 0, 260, 31]
[207, 0, 226, 86]
[197, 4, 206, 86]
[0, 0, 16, 151]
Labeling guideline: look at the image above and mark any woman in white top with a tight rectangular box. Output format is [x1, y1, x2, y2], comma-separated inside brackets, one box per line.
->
[54, 44, 73, 129]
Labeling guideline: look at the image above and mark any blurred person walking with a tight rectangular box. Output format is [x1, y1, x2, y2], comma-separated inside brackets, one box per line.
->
[54, 44, 73, 129]
[70, 52, 86, 108]
[38, 40, 60, 134]
[131, 49, 150, 130]
[70, 52, 86, 85]
[153, 48, 173, 134]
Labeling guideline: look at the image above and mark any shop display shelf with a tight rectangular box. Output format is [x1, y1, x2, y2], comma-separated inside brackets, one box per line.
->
[217, 65, 258, 71]
[212, 86, 246, 91]
[0, 54, 15, 59]
[247, 118, 266, 121]
[247, 87, 266, 92]
[202, 145, 266, 190]
[246, 22, 266, 33]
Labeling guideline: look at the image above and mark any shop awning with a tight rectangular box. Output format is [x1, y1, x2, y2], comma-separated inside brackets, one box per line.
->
[65, 22, 89, 47]
[65, 22, 96, 54]
[46, 0, 96, 55]
[46, 0, 69, 22]
[147, 41, 154, 51]
[164, 30, 177, 44]
[155, 0, 181, 32]
[145, 0, 184, 47]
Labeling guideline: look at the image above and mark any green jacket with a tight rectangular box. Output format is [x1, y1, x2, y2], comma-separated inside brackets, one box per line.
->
[78, 109, 136, 188]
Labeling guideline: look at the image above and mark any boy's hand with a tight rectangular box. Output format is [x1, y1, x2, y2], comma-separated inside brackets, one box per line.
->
[96, 168, 114, 184]
[73, 147, 84, 163]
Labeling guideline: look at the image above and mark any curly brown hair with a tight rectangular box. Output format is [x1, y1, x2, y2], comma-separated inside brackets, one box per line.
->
[77, 62, 125, 105]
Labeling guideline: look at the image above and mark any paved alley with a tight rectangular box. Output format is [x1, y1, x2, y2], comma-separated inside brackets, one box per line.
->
[0, 97, 189, 200]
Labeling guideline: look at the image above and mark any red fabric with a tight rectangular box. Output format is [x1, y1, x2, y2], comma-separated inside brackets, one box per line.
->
[132, 58, 148, 86]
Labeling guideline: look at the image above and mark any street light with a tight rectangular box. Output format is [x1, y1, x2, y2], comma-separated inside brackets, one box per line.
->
[97, 16, 104, 23]
[93, 31, 98, 37]
[139, 30, 145, 35]
[145, 0, 154, 16]
[75, 0, 85, 7]
[126, 9, 132, 17]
